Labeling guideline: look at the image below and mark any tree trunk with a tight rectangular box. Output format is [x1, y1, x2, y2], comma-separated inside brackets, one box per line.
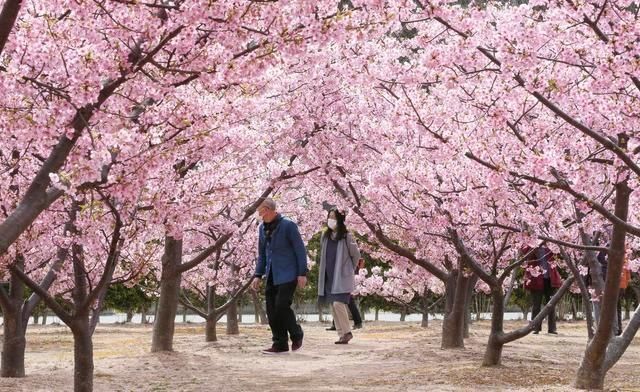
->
[441, 270, 467, 349]
[571, 297, 579, 321]
[317, 303, 325, 323]
[557, 297, 567, 321]
[520, 306, 529, 322]
[562, 250, 593, 332]
[32, 313, 39, 325]
[126, 310, 134, 323]
[399, 307, 407, 322]
[182, 305, 187, 323]
[72, 321, 94, 392]
[140, 307, 148, 324]
[1, 258, 26, 377]
[1, 304, 25, 377]
[226, 299, 239, 335]
[575, 179, 630, 390]
[421, 310, 429, 328]
[483, 289, 506, 366]
[374, 308, 379, 321]
[41, 311, 47, 325]
[463, 274, 477, 339]
[250, 289, 267, 325]
[475, 295, 483, 321]
[623, 297, 630, 320]
[151, 235, 183, 352]
[0, 0, 24, 57]
[205, 316, 218, 342]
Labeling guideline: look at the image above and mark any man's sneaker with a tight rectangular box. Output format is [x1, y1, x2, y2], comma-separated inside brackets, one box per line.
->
[532, 330, 540, 335]
[262, 345, 289, 354]
[548, 331, 558, 335]
[334, 332, 353, 345]
[353, 323, 363, 329]
[292, 336, 303, 351]
[326, 326, 336, 331]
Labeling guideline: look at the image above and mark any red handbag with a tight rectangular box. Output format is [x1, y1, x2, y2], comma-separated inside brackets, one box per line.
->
[550, 267, 563, 288]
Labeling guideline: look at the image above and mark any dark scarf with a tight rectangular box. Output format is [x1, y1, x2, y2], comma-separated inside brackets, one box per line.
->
[264, 214, 283, 242]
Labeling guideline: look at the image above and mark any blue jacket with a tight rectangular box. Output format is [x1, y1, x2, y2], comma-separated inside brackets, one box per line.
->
[254, 215, 308, 285]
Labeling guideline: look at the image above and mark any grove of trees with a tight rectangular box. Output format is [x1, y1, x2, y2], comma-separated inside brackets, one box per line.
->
[1, 0, 639, 391]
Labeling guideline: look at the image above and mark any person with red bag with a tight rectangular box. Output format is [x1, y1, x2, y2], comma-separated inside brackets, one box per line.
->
[523, 245, 563, 334]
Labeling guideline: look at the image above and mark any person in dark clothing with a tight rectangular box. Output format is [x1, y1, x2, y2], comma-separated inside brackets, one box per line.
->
[523, 246, 563, 334]
[251, 198, 308, 354]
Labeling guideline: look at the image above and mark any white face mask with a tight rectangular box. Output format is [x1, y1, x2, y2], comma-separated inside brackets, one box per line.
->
[327, 218, 337, 230]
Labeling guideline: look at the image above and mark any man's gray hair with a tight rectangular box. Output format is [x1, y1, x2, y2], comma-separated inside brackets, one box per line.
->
[259, 197, 277, 211]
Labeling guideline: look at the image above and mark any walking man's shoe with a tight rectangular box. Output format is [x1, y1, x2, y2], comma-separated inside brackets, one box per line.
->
[292, 336, 303, 351]
[326, 326, 336, 331]
[262, 345, 289, 354]
[353, 323, 363, 329]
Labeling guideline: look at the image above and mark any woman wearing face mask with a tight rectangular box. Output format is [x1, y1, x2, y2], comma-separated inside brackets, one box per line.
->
[318, 208, 362, 344]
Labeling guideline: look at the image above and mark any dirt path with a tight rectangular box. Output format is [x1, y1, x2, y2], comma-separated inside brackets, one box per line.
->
[0, 320, 638, 391]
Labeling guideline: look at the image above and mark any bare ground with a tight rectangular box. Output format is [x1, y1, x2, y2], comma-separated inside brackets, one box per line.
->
[0, 319, 639, 392]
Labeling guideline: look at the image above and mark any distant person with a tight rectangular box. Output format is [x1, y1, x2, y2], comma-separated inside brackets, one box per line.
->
[592, 246, 632, 336]
[618, 257, 631, 335]
[318, 208, 362, 344]
[604, 245, 633, 336]
[523, 245, 563, 334]
[251, 198, 308, 354]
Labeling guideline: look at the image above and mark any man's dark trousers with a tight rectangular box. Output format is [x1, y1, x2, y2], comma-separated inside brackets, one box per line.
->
[265, 274, 303, 349]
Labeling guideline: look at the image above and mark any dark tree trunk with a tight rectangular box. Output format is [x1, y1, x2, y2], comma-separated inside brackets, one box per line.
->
[571, 297, 579, 321]
[41, 312, 47, 325]
[374, 308, 379, 321]
[441, 270, 468, 349]
[317, 303, 325, 323]
[140, 307, 148, 324]
[421, 310, 429, 328]
[1, 258, 26, 377]
[623, 296, 630, 320]
[1, 303, 25, 377]
[483, 289, 506, 366]
[205, 316, 218, 342]
[0, 0, 24, 56]
[575, 179, 630, 390]
[463, 275, 477, 338]
[562, 249, 594, 336]
[251, 289, 267, 324]
[205, 285, 218, 342]
[521, 306, 529, 322]
[32, 313, 39, 325]
[151, 236, 183, 352]
[126, 310, 134, 323]
[226, 299, 239, 335]
[399, 306, 407, 322]
[71, 320, 94, 392]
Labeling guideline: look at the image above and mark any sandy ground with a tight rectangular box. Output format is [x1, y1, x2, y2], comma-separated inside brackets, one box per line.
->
[0, 319, 639, 392]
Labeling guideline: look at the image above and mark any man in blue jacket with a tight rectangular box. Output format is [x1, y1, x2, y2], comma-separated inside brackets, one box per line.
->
[251, 198, 308, 354]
